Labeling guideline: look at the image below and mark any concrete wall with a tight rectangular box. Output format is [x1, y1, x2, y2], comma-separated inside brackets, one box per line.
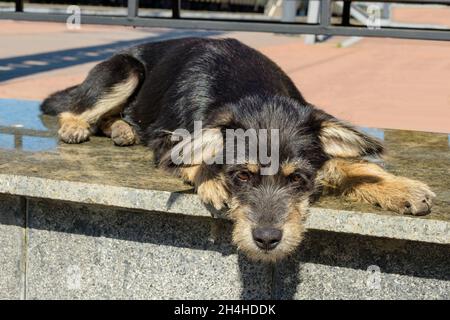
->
[1, 193, 449, 300]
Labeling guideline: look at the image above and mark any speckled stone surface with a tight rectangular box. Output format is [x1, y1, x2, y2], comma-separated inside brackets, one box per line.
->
[0, 194, 25, 300]
[273, 230, 450, 300]
[25, 198, 272, 299]
[307, 208, 449, 245]
[0, 192, 448, 299]
[16, 197, 450, 299]
[0, 102, 448, 244]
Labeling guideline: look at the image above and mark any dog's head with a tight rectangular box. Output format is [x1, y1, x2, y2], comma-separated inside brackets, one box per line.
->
[165, 96, 383, 262]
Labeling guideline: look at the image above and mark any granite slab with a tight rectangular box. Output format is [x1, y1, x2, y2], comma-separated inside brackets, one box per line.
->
[273, 230, 450, 300]
[0, 194, 25, 300]
[25, 198, 272, 299]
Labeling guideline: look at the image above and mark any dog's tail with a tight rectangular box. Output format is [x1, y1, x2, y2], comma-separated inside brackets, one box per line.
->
[40, 85, 79, 116]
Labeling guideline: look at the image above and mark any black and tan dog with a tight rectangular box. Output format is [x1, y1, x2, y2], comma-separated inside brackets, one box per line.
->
[41, 38, 435, 262]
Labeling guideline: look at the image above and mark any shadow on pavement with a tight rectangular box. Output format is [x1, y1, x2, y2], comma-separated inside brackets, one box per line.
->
[0, 29, 222, 82]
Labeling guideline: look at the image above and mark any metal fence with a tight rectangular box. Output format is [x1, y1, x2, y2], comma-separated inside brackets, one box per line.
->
[1, 0, 450, 41]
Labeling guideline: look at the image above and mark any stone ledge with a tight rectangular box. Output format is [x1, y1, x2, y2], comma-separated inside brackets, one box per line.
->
[1, 173, 448, 245]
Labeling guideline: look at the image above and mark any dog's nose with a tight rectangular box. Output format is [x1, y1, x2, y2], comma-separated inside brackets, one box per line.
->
[252, 227, 282, 250]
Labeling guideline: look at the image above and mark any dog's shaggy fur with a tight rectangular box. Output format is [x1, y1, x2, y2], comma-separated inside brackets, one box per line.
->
[41, 38, 435, 262]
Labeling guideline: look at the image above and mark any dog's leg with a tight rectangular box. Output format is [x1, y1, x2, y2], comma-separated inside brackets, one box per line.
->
[159, 127, 229, 209]
[318, 159, 435, 215]
[98, 117, 138, 146]
[178, 165, 229, 210]
[57, 55, 142, 144]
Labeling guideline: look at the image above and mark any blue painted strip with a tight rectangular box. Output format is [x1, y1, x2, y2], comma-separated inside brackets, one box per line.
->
[358, 126, 385, 141]
[0, 98, 45, 131]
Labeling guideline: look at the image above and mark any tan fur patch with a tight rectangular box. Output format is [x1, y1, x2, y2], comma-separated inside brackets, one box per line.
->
[246, 163, 259, 174]
[99, 117, 138, 146]
[179, 165, 201, 184]
[58, 112, 91, 143]
[275, 199, 308, 256]
[196, 170, 229, 210]
[281, 162, 297, 176]
[319, 159, 436, 215]
[228, 199, 257, 258]
[320, 121, 375, 158]
[110, 119, 137, 146]
[79, 73, 139, 125]
[197, 177, 229, 210]
[179, 165, 229, 210]
[281, 159, 314, 177]
[98, 117, 116, 137]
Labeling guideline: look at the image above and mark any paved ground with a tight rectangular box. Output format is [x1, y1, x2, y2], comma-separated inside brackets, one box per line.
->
[1, 15, 449, 133]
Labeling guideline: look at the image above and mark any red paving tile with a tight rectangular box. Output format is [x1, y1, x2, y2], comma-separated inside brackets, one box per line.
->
[391, 5, 450, 27]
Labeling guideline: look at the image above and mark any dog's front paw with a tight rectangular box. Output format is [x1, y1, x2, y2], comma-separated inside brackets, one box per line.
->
[58, 113, 91, 144]
[111, 120, 136, 146]
[377, 177, 435, 216]
[197, 179, 229, 210]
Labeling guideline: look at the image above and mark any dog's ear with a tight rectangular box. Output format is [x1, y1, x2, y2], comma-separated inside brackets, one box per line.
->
[313, 108, 384, 158]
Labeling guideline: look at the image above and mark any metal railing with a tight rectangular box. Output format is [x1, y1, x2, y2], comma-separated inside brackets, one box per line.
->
[2, 0, 450, 41]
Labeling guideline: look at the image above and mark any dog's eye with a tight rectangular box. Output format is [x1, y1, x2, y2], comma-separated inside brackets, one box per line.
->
[236, 171, 251, 182]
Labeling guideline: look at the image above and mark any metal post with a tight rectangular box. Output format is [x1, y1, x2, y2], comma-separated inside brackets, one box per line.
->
[304, 0, 320, 44]
[281, 0, 299, 23]
[320, 0, 331, 28]
[15, 0, 23, 12]
[342, 0, 351, 26]
[172, 0, 181, 19]
[382, 3, 391, 20]
[128, 0, 139, 19]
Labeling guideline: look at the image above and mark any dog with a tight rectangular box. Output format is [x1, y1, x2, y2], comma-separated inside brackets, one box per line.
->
[41, 38, 435, 262]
